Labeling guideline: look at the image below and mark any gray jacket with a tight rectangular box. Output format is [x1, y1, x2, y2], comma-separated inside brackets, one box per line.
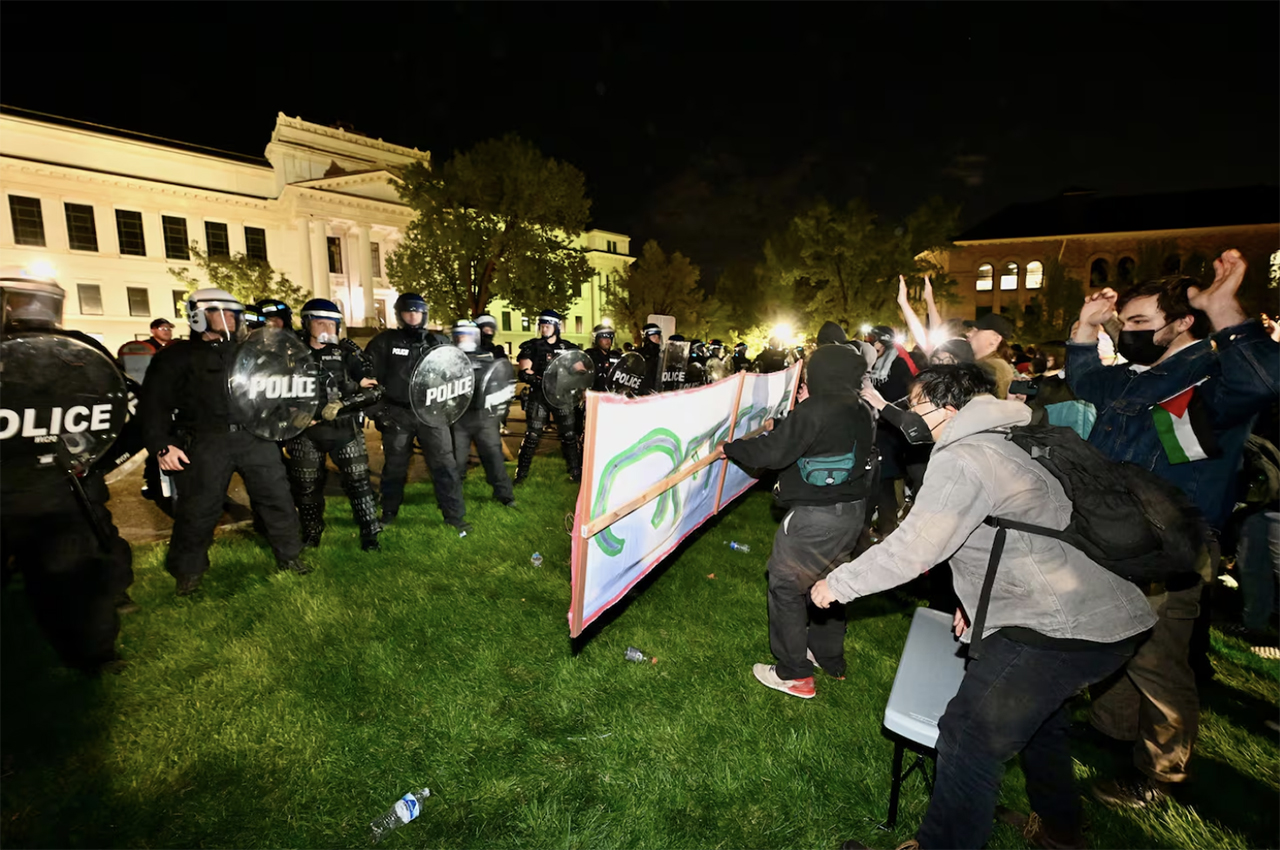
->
[825, 395, 1157, 644]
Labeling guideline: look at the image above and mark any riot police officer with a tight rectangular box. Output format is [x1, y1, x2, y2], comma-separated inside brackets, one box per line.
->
[451, 321, 516, 507]
[284, 299, 383, 552]
[754, 337, 790, 373]
[515, 309, 584, 484]
[255, 299, 295, 333]
[639, 322, 663, 394]
[475, 314, 511, 434]
[140, 288, 308, 595]
[0, 272, 134, 674]
[587, 324, 620, 392]
[731, 342, 752, 373]
[365, 293, 470, 535]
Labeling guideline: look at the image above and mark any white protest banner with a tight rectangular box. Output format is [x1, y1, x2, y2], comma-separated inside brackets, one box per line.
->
[568, 363, 800, 636]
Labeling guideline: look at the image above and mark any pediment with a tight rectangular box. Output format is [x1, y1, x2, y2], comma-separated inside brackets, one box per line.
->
[293, 169, 404, 203]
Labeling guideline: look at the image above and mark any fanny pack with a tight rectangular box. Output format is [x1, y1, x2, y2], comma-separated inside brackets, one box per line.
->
[796, 449, 859, 486]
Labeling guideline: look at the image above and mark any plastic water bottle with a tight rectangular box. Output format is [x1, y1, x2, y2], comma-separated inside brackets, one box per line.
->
[625, 646, 656, 664]
[725, 540, 751, 553]
[370, 787, 431, 844]
[531, 552, 543, 568]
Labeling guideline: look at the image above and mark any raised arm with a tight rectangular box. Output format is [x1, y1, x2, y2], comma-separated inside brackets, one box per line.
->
[923, 275, 943, 332]
[897, 275, 933, 355]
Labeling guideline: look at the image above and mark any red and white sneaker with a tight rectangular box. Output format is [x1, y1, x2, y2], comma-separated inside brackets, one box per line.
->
[752, 664, 816, 699]
[806, 649, 846, 680]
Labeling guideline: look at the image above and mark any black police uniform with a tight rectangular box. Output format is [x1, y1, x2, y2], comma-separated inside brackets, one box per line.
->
[365, 327, 466, 525]
[732, 349, 753, 373]
[479, 333, 511, 430]
[0, 328, 134, 674]
[515, 335, 584, 482]
[140, 336, 304, 584]
[639, 339, 663, 394]
[284, 340, 382, 547]
[452, 350, 515, 504]
[587, 343, 621, 392]
[754, 347, 789, 374]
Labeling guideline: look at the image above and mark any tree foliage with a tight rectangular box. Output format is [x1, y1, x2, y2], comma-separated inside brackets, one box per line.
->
[169, 245, 309, 308]
[761, 196, 961, 335]
[601, 240, 723, 343]
[387, 135, 595, 323]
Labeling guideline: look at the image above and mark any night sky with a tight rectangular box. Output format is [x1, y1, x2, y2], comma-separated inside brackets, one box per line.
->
[3, 2, 1276, 284]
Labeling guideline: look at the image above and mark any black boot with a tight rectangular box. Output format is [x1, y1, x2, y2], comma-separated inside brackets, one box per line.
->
[514, 440, 537, 485]
[298, 503, 325, 549]
[565, 441, 583, 483]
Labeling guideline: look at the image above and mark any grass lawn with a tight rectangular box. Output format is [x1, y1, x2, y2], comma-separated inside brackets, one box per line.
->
[3, 459, 1277, 849]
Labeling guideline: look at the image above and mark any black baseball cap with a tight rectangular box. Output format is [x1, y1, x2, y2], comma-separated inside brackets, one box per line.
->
[150, 318, 175, 329]
[964, 313, 1014, 339]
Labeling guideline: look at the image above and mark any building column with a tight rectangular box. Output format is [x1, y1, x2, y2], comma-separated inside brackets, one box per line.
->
[355, 224, 376, 327]
[296, 217, 313, 294]
[309, 218, 330, 299]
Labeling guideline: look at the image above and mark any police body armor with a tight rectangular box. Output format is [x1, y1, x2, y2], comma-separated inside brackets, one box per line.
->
[519, 336, 581, 410]
[587, 345, 622, 392]
[226, 327, 323, 442]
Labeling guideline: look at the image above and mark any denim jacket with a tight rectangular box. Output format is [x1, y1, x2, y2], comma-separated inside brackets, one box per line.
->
[1066, 320, 1279, 530]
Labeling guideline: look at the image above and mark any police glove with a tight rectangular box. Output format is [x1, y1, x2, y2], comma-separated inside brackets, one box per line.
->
[321, 400, 344, 421]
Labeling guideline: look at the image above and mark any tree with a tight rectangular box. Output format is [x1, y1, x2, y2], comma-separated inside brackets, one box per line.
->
[1018, 255, 1085, 342]
[169, 245, 309, 308]
[601, 240, 721, 343]
[387, 134, 595, 322]
[761, 196, 961, 334]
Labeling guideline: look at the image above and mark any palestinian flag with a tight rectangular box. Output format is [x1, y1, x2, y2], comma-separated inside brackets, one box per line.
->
[1152, 380, 1219, 464]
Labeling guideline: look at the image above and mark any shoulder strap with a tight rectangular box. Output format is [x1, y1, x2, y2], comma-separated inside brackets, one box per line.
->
[967, 522, 1006, 661]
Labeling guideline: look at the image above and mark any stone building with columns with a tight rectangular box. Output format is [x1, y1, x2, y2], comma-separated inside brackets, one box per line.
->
[933, 186, 1279, 329]
[0, 107, 632, 353]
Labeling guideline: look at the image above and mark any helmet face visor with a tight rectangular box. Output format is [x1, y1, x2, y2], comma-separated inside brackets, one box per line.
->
[2, 287, 64, 331]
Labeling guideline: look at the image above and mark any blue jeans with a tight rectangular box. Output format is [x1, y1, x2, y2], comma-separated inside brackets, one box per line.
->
[1239, 510, 1280, 630]
[915, 631, 1136, 850]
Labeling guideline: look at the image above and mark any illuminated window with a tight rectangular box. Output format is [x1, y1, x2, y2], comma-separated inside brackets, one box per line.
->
[502, 311, 512, 331]
[172, 289, 186, 315]
[370, 242, 381, 277]
[77, 283, 103, 315]
[575, 315, 584, 334]
[1090, 258, 1110, 288]
[127, 286, 150, 317]
[1270, 250, 1279, 288]
[521, 316, 530, 332]
[1025, 260, 1043, 290]
[327, 237, 343, 274]
[8, 195, 46, 246]
[976, 263, 994, 291]
[1117, 256, 1136, 285]
[999, 262, 1019, 290]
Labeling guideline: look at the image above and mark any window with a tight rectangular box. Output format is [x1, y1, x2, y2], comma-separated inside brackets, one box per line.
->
[999, 262, 1019, 290]
[127, 286, 150, 317]
[64, 203, 99, 252]
[575, 316, 584, 334]
[77, 283, 103, 315]
[115, 210, 146, 256]
[244, 226, 268, 263]
[373, 298, 387, 326]
[205, 222, 230, 258]
[521, 316, 530, 332]
[1270, 250, 1279, 289]
[502, 311, 512, 332]
[1090, 258, 1111, 288]
[1024, 260, 1043, 290]
[371, 242, 382, 277]
[8, 196, 46, 246]
[162, 216, 190, 260]
[1162, 254, 1181, 275]
[1117, 256, 1136, 285]
[173, 289, 187, 316]
[976, 263, 994, 291]
[327, 236, 343, 273]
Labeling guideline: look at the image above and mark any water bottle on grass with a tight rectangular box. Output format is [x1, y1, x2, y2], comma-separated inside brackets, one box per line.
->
[531, 552, 543, 568]
[725, 540, 751, 553]
[370, 787, 431, 844]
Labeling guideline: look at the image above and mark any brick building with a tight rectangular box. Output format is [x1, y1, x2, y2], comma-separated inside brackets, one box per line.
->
[934, 186, 1279, 332]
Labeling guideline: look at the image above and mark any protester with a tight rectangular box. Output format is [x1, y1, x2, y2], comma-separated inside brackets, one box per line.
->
[1231, 406, 1279, 645]
[719, 343, 875, 698]
[814, 364, 1157, 850]
[965, 313, 1015, 399]
[140, 289, 307, 595]
[119, 317, 174, 357]
[864, 325, 915, 537]
[1066, 249, 1279, 807]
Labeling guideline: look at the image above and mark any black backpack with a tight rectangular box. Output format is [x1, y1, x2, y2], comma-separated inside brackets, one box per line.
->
[969, 423, 1207, 658]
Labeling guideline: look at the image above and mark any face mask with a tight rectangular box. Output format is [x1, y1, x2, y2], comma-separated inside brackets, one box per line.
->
[898, 410, 935, 445]
[456, 337, 477, 353]
[316, 331, 338, 345]
[1117, 324, 1171, 366]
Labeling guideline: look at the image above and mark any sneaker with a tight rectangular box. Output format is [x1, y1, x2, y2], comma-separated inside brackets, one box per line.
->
[115, 593, 141, 615]
[278, 558, 312, 576]
[752, 663, 815, 699]
[446, 518, 473, 537]
[175, 575, 203, 596]
[806, 648, 845, 680]
[1091, 774, 1171, 809]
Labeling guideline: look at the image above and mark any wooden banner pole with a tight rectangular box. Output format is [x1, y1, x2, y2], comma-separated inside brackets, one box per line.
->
[713, 371, 748, 515]
[569, 390, 602, 637]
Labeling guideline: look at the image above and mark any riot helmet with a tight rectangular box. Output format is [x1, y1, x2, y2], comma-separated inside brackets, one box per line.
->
[537, 309, 564, 339]
[453, 319, 480, 353]
[255, 299, 293, 330]
[592, 323, 615, 349]
[690, 340, 706, 357]
[642, 323, 662, 342]
[475, 314, 498, 338]
[301, 298, 344, 345]
[394, 293, 429, 332]
[243, 305, 266, 331]
[0, 273, 64, 332]
[708, 339, 725, 358]
[186, 288, 244, 342]
[734, 342, 748, 354]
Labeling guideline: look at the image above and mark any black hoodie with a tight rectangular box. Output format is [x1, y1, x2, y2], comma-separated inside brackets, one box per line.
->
[723, 344, 875, 506]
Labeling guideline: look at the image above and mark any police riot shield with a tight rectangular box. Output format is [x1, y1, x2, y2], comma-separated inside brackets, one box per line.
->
[117, 341, 155, 384]
[226, 327, 322, 441]
[659, 340, 691, 392]
[409, 345, 474, 424]
[542, 349, 593, 410]
[682, 359, 707, 389]
[605, 351, 648, 396]
[474, 356, 516, 417]
[705, 355, 731, 384]
[0, 333, 130, 490]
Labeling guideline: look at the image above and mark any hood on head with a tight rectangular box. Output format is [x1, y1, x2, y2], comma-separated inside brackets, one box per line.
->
[817, 321, 848, 346]
[803, 343, 866, 396]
